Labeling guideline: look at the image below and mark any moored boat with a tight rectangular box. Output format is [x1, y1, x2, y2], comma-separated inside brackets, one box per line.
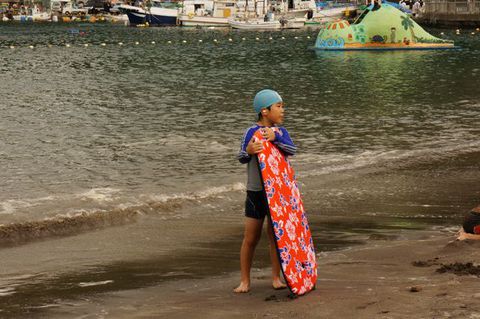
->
[118, 0, 179, 26]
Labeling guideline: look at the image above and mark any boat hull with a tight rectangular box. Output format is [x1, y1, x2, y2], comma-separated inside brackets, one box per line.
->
[179, 15, 230, 27]
[121, 5, 178, 26]
[229, 18, 305, 30]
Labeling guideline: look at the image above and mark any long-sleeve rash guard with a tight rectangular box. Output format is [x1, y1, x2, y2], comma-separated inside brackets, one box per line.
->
[238, 124, 297, 191]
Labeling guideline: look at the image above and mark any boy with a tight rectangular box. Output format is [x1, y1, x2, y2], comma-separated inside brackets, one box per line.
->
[234, 89, 296, 293]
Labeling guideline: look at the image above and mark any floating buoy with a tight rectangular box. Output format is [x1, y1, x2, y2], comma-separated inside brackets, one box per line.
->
[182, 40, 187, 43]
[168, 40, 172, 44]
[9, 46, 14, 49]
[84, 43, 89, 47]
[472, 32, 476, 35]
[440, 32, 444, 35]
[307, 36, 311, 39]
[135, 41, 139, 45]
[281, 36, 285, 40]
[213, 39, 218, 42]
[242, 37, 246, 41]
[29, 45, 34, 49]
[151, 41, 155, 44]
[198, 39, 203, 43]
[119, 42, 123, 45]
[228, 38, 233, 42]
[269, 37, 273, 40]
[477, 28, 480, 31]
[66, 44, 71, 47]
[294, 36, 299, 39]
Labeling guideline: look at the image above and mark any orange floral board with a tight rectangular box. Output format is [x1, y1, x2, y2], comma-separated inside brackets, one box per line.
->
[254, 130, 317, 295]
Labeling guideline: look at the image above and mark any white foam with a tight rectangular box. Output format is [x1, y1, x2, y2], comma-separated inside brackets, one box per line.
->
[0, 287, 16, 297]
[147, 182, 245, 203]
[295, 139, 480, 178]
[77, 188, 121, 202]
[78, 280, 113, 287]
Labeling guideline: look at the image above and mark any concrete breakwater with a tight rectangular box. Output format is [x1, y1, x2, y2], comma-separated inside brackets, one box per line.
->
[417, 0, 480, 27]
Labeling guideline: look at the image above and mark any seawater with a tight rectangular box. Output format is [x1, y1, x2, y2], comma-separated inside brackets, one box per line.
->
[0, 23, 480, 232]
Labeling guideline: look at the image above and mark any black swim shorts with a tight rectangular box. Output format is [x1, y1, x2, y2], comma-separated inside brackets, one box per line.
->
[463, 211, 480, 234]
[245, 190, 270, 220]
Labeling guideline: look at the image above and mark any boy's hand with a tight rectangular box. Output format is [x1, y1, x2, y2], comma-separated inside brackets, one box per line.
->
[246, 138, 263, 155]
[261, 128, 276, 142]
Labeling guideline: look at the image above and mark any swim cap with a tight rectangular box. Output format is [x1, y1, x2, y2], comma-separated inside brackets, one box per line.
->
[253, 89, 283, 114]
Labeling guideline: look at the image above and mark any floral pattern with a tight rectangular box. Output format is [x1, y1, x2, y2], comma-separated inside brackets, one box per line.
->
[255, 130, 317, 296]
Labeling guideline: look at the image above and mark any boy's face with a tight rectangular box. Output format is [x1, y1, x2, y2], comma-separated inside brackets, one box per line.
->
[264, 102, 285, 125]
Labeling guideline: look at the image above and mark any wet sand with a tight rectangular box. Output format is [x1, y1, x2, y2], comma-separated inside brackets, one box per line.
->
[1, 151, 479, 318]
[42, 232, 480, 319]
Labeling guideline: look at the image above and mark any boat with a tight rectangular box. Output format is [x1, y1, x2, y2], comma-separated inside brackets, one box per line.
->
[12, 6, 51, 22]
[314, 1, 454, 50]
[118, 0, 179, 26]
[229, 0, 307, 29]
[179, 0, 237, 27]
[309, 0, 357, 23]
[229, 16, 304, 29]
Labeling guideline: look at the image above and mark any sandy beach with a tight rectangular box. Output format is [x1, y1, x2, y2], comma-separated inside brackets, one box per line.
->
[37, 231, 480, 319]
[1, 150, 479, 318]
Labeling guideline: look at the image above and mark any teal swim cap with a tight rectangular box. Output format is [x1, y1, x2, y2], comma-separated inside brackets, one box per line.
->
[253, 89, 283, 114]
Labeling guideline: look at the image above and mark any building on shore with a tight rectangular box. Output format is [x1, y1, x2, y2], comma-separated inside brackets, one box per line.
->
[417, 0, 480, 27]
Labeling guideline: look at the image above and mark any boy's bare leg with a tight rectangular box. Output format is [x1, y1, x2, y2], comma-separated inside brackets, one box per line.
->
[267, 218, 287, 290]
[234, 217, 264, 293]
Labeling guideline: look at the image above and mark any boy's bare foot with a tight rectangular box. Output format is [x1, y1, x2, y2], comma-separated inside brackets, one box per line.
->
[234, 282, 250, 293]
[272, 278, 287, 290]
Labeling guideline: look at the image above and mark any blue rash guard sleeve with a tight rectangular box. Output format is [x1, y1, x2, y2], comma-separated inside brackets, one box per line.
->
[237, 126, 258, 164]
[273, 127, 297, 156]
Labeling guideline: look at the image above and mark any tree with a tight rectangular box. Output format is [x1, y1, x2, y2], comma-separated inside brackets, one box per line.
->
[400, 15, 416, 42]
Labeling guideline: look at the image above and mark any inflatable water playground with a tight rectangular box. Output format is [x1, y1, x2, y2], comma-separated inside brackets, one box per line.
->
[314, 2, 455, 51]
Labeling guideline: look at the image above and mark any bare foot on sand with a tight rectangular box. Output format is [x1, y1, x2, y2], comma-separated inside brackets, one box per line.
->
[234, 282, 250, 293]
[272, 278, 287, 290]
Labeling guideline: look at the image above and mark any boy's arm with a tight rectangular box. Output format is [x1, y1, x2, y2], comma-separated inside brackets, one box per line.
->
[237, 128, 255, 164]
[272, 127, 297, 156]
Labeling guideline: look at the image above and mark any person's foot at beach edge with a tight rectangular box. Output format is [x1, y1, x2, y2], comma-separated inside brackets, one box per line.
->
[233, 282, 250, 293]
[272, 277, 287, 290]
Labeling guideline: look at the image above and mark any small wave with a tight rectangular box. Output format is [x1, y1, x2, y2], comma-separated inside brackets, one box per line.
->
[0, 287, 16, 297]
[296, 140, 480, 178]
[0, 183, 245, 247]
[78, 280, 113, 287]
[0, 188, 120, 215]
[145, 183, 245, 203]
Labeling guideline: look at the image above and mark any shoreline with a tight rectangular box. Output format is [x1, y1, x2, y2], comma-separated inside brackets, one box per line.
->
[37, 230, 480, 319]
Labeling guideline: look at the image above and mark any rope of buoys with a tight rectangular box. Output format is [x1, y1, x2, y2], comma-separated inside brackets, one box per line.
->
[2, 36, 319, 50]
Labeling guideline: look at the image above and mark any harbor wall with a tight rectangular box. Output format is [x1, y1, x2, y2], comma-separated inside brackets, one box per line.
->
[417, 0, 480, 27]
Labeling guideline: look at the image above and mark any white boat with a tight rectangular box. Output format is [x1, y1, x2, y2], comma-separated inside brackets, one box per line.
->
[309, 1, 357, 23]
[179, 0, 237, 27]
[229, 16, 305, 29]
[13, 6, 51, 22]
[228, 0, 311, 30]
[179, 14, 230, 26]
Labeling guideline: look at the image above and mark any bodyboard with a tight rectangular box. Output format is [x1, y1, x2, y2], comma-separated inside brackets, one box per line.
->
[254, 129, 317, 296]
